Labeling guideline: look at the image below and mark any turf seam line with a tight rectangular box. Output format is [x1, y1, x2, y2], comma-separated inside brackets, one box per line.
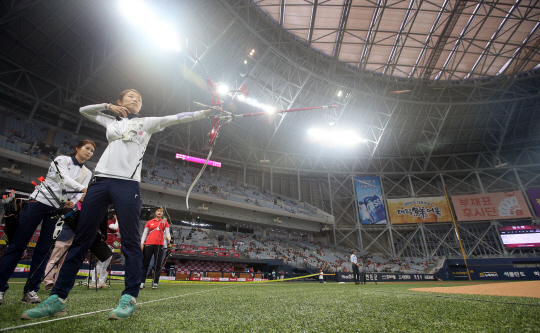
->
[0, 285, 237, 332]
[370, 289, 540, 307]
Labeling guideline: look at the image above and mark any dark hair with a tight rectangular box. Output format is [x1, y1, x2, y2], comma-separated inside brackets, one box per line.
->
[70, 139, 96, 157]
[117, 89, 142, 103]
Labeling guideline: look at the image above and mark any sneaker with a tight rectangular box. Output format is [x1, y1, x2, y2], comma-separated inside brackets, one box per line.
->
[152, 283, 158, 290]
[108, 295, 136, 320]
[98, 283, 109, 289]
[0, 291, 4, 305]
[139, 283, 145, 290]
[45, 284, 54, 291]
[20, 295, 66, 320]
[21, 291, 41, 304]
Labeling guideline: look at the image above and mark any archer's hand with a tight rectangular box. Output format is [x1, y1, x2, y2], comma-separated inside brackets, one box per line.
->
[64, 201, 75, 208]
[109, 105, 129, 118]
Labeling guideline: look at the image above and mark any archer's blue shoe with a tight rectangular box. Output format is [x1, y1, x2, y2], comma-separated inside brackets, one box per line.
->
[21, 295, 66, 320]
[108, 294, 136, 319]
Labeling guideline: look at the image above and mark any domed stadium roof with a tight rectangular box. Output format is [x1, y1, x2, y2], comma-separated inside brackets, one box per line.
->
[0, 0, 539, 174]
[254, 0, 540, 81]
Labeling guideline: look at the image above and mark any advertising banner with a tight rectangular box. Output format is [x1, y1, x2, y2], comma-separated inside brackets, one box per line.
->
[178, 244, 195, 249]
[451, 191, 532, 221]
[214, 247, 226, 252]
[217, 252, 230, 257]
[199, 251, 214, 256]
[188, 277, 267, 282]
[233, 253, 240, 258]
[354, 176, 387, 224]
[387, 197, 452, 224]
[526, 189, 540, 217]
[336, 272, 435, 282]
[197, 246, 211, 250]
[181, 249, 197, 255]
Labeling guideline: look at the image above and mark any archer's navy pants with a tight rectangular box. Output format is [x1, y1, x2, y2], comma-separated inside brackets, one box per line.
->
[0, 201, 56, 293]
[52, 177, 142, 299]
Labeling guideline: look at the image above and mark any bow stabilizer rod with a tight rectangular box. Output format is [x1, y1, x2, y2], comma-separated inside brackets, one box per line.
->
[209, 104, 337, 120]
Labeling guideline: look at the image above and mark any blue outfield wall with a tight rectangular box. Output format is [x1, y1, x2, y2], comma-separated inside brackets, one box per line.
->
[436, 257, 540, 281]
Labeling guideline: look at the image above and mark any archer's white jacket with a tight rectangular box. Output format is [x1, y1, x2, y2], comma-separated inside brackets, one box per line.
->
[80, 104, 206, 182]
[31, 155, 91, 208]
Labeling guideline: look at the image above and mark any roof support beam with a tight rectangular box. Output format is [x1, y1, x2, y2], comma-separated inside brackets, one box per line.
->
[421, 0, 467, 80]
[279, 0, 285, 27]
[330, 0, 353, 74]
[408, 0, 449, 78]
[465, 0, 521, 79]
[422, 106, 451, 172]
[494, 101, 519, 162]
[383, 0, 420, 75]
[497, 20, 540, 76]
[307, 0, 318, 47]
[358, 0, 386, 71]
[435, 1, 484, 80]
[0, 0, 40, 26]
[263, 72, 312, 151]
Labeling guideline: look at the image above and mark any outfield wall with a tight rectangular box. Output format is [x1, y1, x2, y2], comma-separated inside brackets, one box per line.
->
[336, 272, 435, 282]
[437, 257, 540, 281]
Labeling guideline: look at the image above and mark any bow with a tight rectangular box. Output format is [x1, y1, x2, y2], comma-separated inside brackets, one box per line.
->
[183, 41, 334, 212]
[184, 40, 229, 212]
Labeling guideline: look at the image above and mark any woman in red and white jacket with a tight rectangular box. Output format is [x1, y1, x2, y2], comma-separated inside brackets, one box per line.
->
[140, 207, 170, 290]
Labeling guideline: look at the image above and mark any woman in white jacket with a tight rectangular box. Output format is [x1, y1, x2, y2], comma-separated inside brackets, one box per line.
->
[22, 89, 216, 320]
[0, 140, 94, 305]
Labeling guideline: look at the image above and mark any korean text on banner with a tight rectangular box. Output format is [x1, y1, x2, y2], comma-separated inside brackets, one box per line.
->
[387, 197, 452, 224]
[451, 191, 532, 222]
[354, 176, 387, 224]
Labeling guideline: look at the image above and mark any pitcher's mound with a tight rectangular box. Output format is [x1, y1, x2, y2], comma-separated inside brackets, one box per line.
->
[410, 281, 540, 298]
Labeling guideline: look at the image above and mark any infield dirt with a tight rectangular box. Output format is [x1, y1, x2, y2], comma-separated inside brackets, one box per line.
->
[409, 280, 540, 298]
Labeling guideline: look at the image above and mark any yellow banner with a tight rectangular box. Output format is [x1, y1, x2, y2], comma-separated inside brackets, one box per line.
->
[387, 196, 452, 224]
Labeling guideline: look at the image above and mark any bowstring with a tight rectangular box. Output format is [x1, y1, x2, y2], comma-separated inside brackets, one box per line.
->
[184, 39, 223, 212]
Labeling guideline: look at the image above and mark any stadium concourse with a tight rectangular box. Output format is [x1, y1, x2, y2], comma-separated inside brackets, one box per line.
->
[1, 0, 540, 331]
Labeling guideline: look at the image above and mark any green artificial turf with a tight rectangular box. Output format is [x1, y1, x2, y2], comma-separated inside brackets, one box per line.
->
[0, 281, 539, 332]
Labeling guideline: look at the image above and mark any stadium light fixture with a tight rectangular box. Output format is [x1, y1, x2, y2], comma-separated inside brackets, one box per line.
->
[217, 84, 229, 95]
[307, 128, 367, 147]
[119, 0, 181, 52]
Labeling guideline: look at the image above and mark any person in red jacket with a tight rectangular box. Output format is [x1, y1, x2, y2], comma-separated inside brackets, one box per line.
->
[140, 208, 170, 290]
[91, 213, 120, 288]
